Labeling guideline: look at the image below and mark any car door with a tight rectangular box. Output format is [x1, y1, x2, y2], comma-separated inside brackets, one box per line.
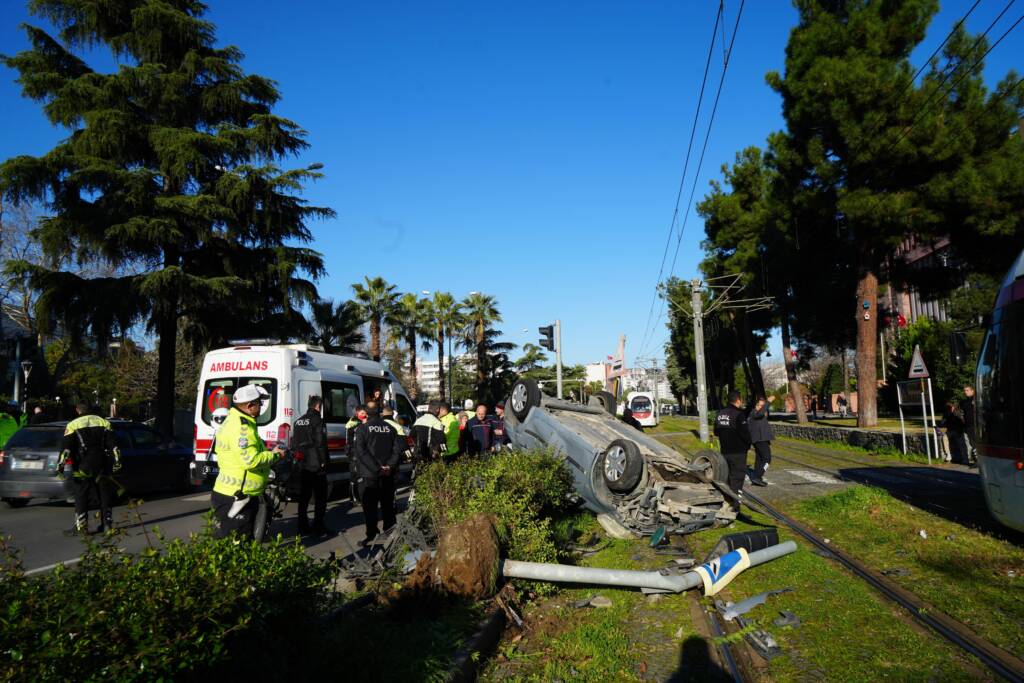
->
[126, 426, 173, 492]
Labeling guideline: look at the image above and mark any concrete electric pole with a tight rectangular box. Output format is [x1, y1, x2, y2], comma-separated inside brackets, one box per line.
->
[555, 319, 563, 399]
[690, 279, 710, 443]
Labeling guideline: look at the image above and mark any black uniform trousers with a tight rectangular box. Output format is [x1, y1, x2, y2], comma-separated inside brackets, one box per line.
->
[752, 441, 772, 481]
[722, 451, 748, 508]
[297, 469, 328, 529]
[211, 490, 258, 540]
[71, 472, 115, 530]
[359, 475, 396, 539]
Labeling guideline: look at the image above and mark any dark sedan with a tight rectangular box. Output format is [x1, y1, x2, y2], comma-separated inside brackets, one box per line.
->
[0, 421, 194, 508]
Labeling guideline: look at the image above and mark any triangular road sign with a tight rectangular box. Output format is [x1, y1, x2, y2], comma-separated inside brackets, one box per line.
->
[908, 344, 929, 379]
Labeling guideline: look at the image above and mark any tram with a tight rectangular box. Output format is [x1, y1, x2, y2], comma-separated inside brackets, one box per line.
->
[976, 247, 1024, 531]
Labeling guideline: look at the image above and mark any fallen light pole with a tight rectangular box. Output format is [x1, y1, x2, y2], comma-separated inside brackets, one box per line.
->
[501, 540, 797, 595]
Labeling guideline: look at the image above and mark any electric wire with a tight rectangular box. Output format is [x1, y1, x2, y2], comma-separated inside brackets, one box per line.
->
[641, 0, 746, 359]
[637, 2, 724, 363]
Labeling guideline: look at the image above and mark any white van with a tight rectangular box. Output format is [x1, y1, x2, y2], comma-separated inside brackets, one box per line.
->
[192, 343, 417, 495]
[626, 391, 659, 428]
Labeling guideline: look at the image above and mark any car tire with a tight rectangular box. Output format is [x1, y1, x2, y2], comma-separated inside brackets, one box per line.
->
[600, 439, 644, 494]
[690, 449, 728, 483]
[590, 391, 617, 416]
[177, 466, 194, 494]
[509, 378, 543, 421]
[2, 497, 30, 509]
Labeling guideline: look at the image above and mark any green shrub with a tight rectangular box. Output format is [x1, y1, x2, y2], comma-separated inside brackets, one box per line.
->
[0, 531, 336, 681]
[414, 449, 574, 564]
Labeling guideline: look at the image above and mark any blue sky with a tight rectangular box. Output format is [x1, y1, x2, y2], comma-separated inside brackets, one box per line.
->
[1, 1, 1020, 366]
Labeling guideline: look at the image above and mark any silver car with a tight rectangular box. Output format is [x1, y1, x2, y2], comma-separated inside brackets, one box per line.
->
[504, 378, 735, 538]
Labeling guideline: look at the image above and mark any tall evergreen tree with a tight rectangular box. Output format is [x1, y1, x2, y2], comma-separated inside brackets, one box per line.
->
[0, 0, 330, 434]
[426, 291, 462, 402]
[351, 276, 398, 362]
[461, 292, 503, 402]
[767, 0, 1022, 426]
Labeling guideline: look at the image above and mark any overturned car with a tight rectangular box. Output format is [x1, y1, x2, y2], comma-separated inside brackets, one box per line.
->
[503, 378, 736, 538]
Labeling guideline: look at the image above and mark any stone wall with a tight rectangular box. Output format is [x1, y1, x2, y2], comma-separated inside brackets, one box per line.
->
[769, 422, 929, 455]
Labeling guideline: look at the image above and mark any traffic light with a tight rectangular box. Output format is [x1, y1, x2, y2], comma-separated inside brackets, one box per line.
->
[538, 325, 555, 351]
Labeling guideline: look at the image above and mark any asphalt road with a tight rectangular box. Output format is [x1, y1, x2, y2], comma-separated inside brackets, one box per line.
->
[0, 485, 404, 575]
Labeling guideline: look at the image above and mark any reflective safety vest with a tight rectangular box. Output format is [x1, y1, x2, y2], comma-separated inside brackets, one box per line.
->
[440, 412, 460, 456]
[384, 418, 406, 436]
[0, 414, 18, 449]
[213, 408, 278, 497]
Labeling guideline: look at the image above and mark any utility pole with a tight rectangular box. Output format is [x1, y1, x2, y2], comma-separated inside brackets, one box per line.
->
[691, 279, 710, 443]
[555, 319, 563, 399]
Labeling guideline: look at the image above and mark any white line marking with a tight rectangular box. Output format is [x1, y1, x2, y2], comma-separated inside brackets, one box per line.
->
[25, 556, 82, 576]
[788, 470, 842, 485]
[181, 494, 210, 502]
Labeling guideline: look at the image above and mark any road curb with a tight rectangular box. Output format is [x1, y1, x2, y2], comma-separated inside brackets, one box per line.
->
[446, 607, 507, 682]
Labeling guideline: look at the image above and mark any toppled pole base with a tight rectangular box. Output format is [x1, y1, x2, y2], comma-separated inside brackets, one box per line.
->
[501, 541, 797, 595]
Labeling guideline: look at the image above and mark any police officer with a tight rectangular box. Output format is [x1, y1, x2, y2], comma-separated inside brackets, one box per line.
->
[714, 390, 751, 512]
[59, 403, 121, 535]
[292, 395, 329, 536]
[210, 385, 285, 540]
[438, 401, 461, 460]
[352, 406, 404, 545]
[412, 400, 446, 462]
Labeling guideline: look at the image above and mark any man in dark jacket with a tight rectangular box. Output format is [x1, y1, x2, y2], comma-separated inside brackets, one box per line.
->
[621, 407, 644, 432]
[747, 395, 773, 487]
[59, 403, 122, 535]
[466, 404, 496, 455]
[961, 386, 976, 465]
[714, 391, 750, 511]
[292, 395, 329, 535]
[352, 408, 405, 545]
[492, 403, 511, 448]
[412, 400, 447, 461]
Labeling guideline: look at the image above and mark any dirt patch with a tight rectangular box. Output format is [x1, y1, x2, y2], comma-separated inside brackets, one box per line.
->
[436, 513, 501, 599]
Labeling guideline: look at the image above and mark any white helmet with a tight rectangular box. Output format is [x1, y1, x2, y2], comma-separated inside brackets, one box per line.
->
[212, 407, 229, 426]
[464, 398, 474, 410]
[232, 384, 268, 404]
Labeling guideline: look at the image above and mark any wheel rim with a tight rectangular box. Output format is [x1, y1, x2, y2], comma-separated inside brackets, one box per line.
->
[604, 446, 626, 481]
[511, 383, 527, 413]
[693, 455, 713, 478]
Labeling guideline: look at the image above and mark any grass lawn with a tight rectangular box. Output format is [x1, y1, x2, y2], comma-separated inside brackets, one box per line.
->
[481, 517, 713, 682]
[786, 485, 1024, 659]
[684, 513, 990, 681]
[772, 415, 927, 433]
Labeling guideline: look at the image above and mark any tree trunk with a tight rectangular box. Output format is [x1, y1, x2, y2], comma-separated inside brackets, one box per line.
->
[437, 330, 446, 402]
[155, 296, 178, 442]
[842, 348, 850, 411]
[780, 305, 808, 424]
[476, 321, 486, 401]
[407, 331, 419, 402]
[855, 250, 879, 427]
[741, 313, 766, 398]
[370, 315, 381, 361]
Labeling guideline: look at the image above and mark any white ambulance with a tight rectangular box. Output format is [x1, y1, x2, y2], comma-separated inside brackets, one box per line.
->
[192, 342, 417, 496]
[626, 391, 660, 428]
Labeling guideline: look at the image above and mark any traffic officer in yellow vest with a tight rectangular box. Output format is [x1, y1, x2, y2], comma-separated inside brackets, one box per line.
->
[210, 384, 285, 540]
[438, 401, 461, 459]
[59, 403, 121, 535]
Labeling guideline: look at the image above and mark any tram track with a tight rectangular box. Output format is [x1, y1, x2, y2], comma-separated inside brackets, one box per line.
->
[665, 439, 1024, 682]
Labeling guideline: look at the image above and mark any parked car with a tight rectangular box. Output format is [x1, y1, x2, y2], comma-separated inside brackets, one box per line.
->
[504, 378, 735, 538]
[0, 421, 193, 508]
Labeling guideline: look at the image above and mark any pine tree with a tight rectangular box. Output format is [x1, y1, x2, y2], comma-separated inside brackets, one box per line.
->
[0, 0, 331, 436]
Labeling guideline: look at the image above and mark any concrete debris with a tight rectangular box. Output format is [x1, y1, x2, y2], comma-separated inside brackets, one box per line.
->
[881, 567, 910, 577]
[945, 534, 957, 541]
[589, 595, 613, 608]
[646, 593, 664, 604]
[918, 529, 928, 539]
[572, 598, 593, 609]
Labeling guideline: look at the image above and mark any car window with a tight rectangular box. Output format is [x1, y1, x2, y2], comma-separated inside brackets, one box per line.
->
[324, 382, 360, 423]
[129, 427, 163, 449]
[3, 428, 63, 449]
[201, 376, 277, 427]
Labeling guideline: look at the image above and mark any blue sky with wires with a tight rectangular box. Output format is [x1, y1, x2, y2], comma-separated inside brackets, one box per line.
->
[0, 1, 1020, 366]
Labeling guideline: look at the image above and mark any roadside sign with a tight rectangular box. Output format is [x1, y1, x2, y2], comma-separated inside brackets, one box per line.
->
[908, 345, 929, 379]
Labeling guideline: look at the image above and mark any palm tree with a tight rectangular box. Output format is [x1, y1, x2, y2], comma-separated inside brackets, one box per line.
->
[515, 343, 549, 373]
[474, 327, 517, 404]
[351, 276, 399, 361]
[309, 299, 366, 354]
[388, 293, 432, 400]
[427, 291, 462, 402]
[462, 293, 503, 401]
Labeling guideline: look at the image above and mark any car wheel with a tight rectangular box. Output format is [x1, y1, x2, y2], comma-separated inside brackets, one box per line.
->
[590, 391, 617, 416]
[177, 466, 194, 494]
[690, 449, 728, 483]
[2, 497, 30, 509]
[600, 439, 644, 494]
[509, 378, 543, 421]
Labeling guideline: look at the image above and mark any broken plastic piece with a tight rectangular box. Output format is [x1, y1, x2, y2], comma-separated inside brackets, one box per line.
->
[720, 587, 794, 621]
[736, 617, 783, 659]
[881, 567, 910, 577]
[650, 525, 667, 547]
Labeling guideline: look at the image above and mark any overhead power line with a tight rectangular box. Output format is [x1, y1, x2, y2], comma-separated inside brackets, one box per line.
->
[640, 0, 746, 360]
[637, 2, 724, 362]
